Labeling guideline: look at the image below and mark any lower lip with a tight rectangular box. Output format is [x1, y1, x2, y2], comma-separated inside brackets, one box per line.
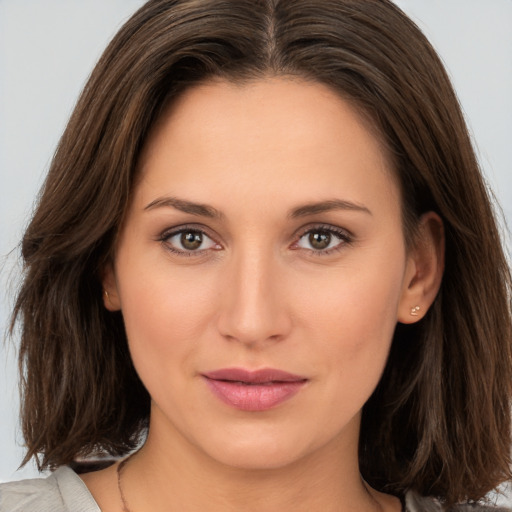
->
[204, 378, 306, 411]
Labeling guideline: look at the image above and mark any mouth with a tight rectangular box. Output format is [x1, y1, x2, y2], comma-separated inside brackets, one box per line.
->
[202, 368, 308, 411]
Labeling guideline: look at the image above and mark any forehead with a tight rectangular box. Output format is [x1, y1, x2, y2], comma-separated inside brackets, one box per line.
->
[143, 77, 388, 161]
[134, 77, 400, 219]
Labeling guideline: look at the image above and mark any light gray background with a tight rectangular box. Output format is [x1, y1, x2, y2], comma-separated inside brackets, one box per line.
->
[1, 0, 511, 500]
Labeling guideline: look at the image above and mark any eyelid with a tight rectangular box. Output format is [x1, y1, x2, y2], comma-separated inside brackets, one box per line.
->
[291, 223, 354, 255]
[158, 224, 222, 256]
[156, 222, 353, 257]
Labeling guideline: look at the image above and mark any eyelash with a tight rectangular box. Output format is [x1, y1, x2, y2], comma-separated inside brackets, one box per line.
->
[158, 224, 221, 257]
[158, 224, 353, 257]
[292, 224, 353, 256]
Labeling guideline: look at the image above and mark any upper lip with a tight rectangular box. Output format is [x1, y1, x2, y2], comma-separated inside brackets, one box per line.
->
[203, 368, 307, 383]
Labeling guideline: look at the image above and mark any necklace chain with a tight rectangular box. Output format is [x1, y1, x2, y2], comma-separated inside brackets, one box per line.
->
[117, 456, 133, 512]
[116, 455, 403, 512]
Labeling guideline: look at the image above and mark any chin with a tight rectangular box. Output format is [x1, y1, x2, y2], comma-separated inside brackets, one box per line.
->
[193, 423, 326, 472]
[208, 442, 308, 471]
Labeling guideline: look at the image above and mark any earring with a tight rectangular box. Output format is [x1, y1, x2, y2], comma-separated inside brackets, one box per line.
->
[410, 306, 420, 316]
[104, 289, 110, 302]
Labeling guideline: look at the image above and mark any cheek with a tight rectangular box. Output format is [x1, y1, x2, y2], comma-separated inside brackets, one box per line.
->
[115, 253, 220, 379]
[295, 242, 406, 377]
[297, 263, 405, 434]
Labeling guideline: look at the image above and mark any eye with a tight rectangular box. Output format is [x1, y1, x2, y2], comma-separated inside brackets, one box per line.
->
[161, 227, 220, 255]
[294, 226, 351, 254]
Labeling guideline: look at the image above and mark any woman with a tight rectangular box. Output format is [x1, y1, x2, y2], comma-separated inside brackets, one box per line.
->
[1, 0, 511, 511]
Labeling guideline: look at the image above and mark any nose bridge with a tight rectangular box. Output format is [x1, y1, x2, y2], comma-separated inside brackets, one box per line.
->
[218, 242, 290, 345]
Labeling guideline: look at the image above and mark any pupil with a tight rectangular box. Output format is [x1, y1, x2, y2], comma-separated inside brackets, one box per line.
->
[181, 231, 202, 250]
[309, 231, 331, 250]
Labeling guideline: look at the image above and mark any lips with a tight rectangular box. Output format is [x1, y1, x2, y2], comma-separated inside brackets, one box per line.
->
[202, 368, 308, 411]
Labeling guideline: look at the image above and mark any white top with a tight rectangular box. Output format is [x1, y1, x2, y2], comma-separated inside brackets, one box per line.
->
[0, 467, 100, 512]
[0, 466, 510, 512]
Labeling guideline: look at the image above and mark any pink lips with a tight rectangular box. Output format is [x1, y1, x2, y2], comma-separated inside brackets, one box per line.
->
[203, 368, 307, 411]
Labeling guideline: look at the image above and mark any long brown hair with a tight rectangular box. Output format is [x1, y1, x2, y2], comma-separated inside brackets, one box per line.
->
[11, 0, 512, 506]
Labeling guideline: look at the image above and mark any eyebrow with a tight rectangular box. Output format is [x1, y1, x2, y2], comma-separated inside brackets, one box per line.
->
[144, 196, 371, 219]
[144, 196, 223, 219]
[289, 199, 372, 218]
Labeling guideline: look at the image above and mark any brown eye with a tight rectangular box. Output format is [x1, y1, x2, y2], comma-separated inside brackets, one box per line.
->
[308, 231, 331, 250]
[163, 228, 218, 255]
[295, 226, 350, 254]
[181, 231, 203, 250]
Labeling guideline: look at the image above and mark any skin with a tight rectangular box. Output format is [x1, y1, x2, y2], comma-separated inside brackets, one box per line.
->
[83, 77, 444, 512]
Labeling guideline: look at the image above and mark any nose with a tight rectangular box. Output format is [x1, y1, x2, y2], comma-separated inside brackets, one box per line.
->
[216, 247, 292, 348]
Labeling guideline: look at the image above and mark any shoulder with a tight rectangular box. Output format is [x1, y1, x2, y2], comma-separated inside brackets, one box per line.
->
[406, 490, 512, 512]
[0, 467, 100, 512]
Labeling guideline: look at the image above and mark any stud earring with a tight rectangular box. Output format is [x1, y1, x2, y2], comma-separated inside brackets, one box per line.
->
[104, 290, 110, 301]
[410, 306, 420, 316]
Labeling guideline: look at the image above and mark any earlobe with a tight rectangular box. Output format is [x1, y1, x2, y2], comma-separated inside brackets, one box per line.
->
[101, 263, 122, 311]
[397, 212, 445, 324]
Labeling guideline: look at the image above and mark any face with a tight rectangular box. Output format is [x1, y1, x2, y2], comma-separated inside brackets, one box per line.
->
[105, 77, 421, 471]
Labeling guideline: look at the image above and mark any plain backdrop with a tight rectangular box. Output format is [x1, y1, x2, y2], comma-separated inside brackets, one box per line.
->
[1, 1, 511, 501]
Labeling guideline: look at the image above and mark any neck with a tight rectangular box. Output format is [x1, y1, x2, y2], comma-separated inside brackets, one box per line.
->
[120, 416, 386, 512]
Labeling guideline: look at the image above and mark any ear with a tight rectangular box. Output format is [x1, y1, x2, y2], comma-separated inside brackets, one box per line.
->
[397, 212, 445, 324]
[101, 262, 122, 311]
